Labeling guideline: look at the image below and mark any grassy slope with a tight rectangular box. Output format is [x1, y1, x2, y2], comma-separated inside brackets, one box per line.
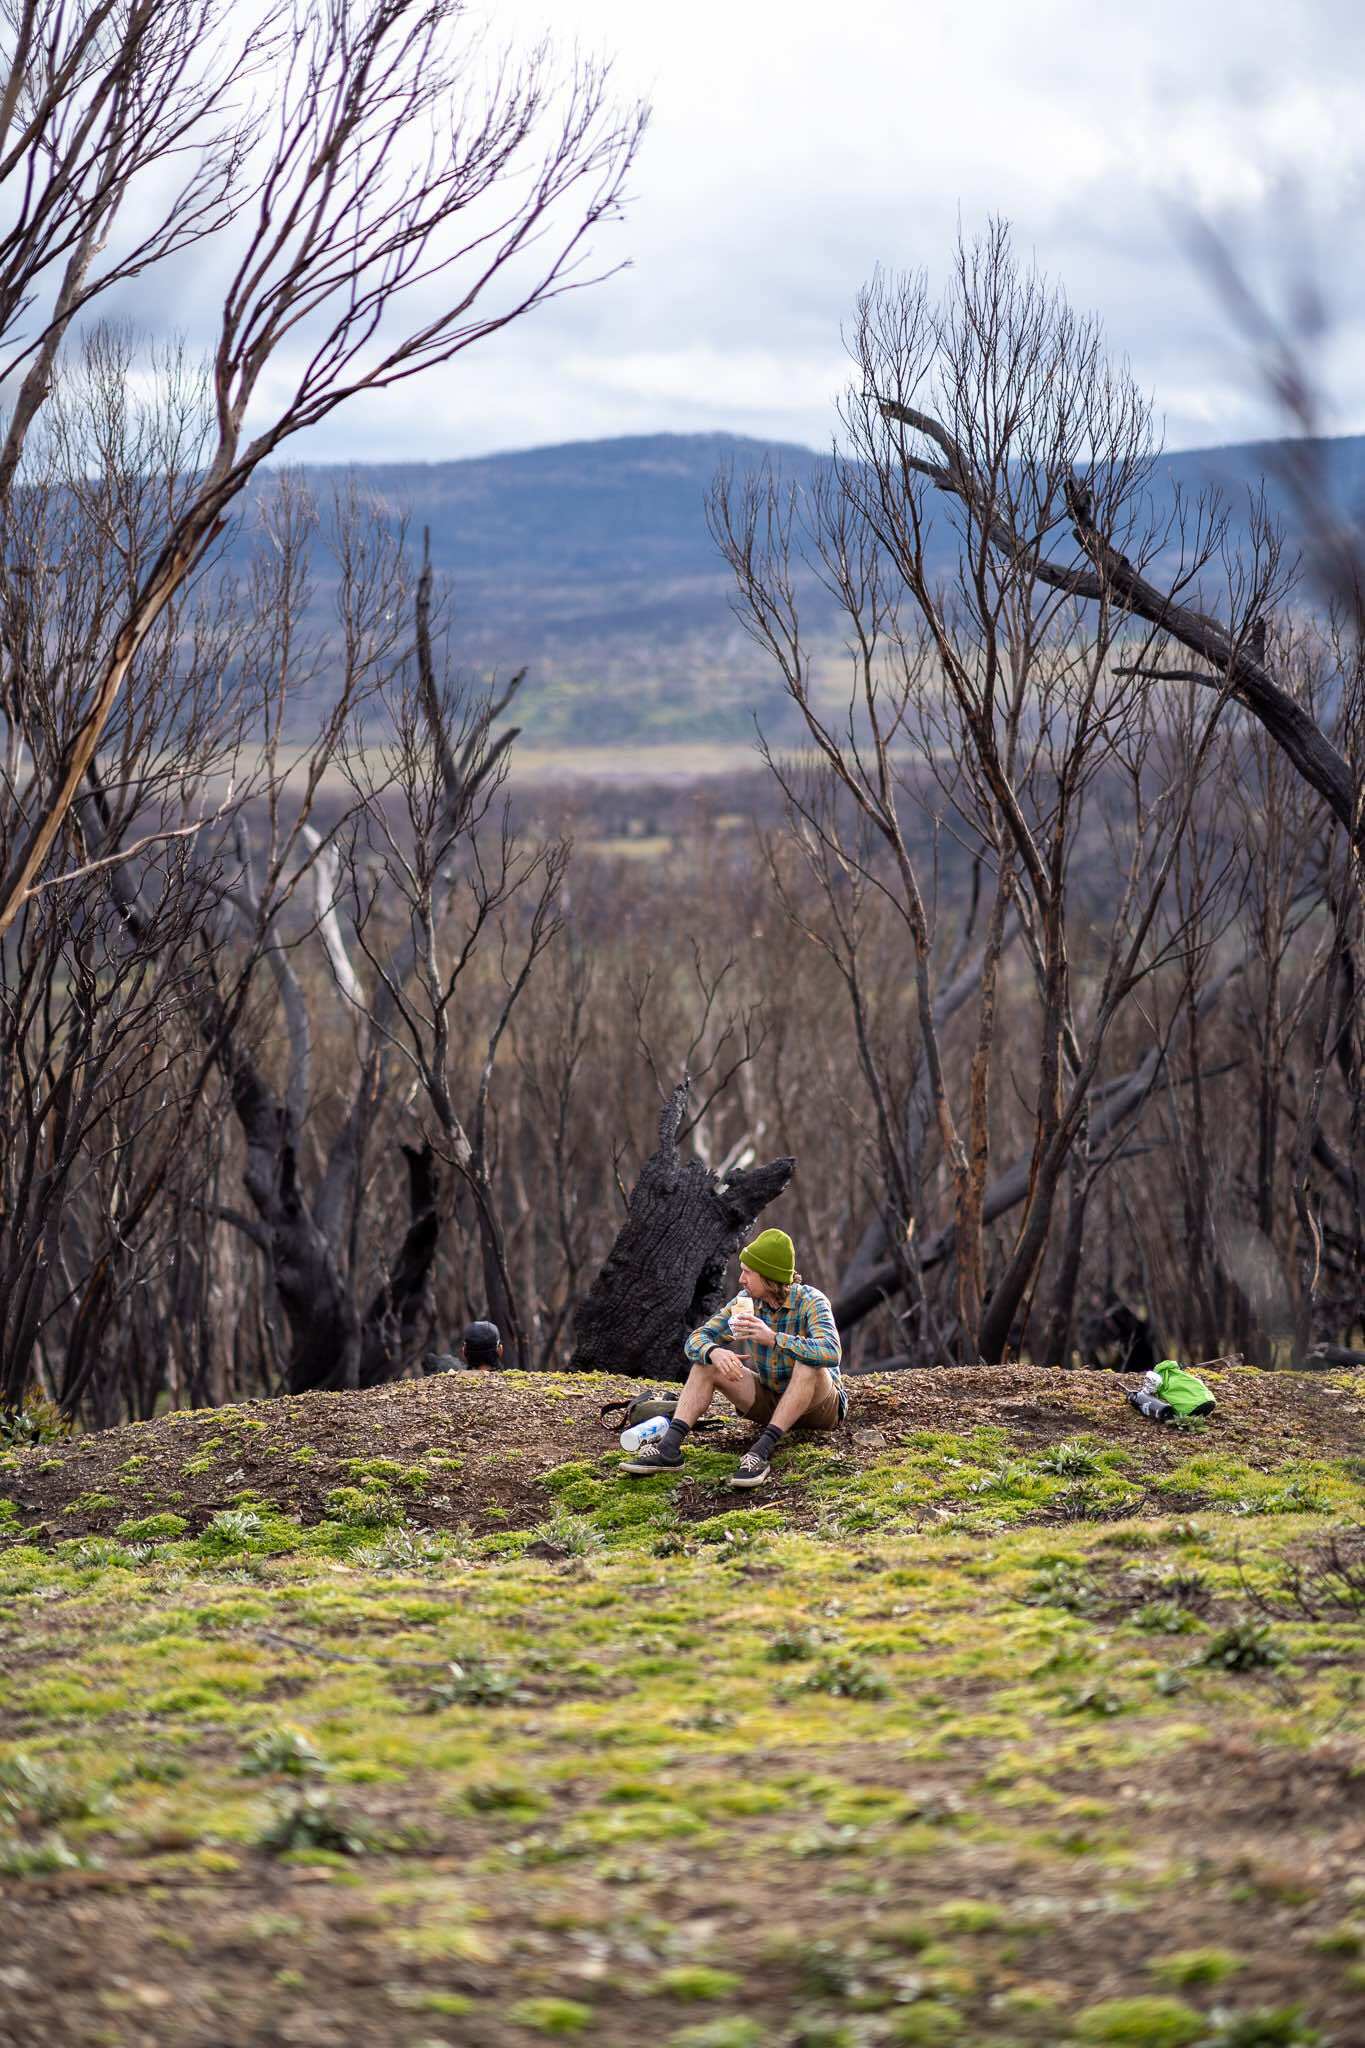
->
[2, 1366, 1364, 2048]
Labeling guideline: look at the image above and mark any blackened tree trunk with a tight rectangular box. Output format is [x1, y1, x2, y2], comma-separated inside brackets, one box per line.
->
[358, 1143, 441, 1387]
[570, 1078, 795, 1381]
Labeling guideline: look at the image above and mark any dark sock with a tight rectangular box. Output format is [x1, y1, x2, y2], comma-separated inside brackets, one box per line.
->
[750, 1422, 786, 1463]
[660, 1418, 691, 1455]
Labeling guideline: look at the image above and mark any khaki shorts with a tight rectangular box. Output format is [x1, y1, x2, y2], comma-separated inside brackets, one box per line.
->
[743, 1370, 845, 1432]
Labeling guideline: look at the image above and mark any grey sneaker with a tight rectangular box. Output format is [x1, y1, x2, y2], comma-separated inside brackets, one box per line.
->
[731, 1448, 771, 1489]
[622, 1439, 684, 1477]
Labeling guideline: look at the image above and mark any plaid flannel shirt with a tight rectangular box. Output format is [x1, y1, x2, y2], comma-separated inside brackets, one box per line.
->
[685, 1281, 847, 1418]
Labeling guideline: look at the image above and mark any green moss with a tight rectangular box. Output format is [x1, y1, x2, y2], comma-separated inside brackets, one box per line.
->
[650, 1966, 742, 2001]
[1311, 1922, 1363, 1956]
[885, 2006, 965, 2044]
[667, 2023, 765, 2048]
[115, 1512, 189, 1541]
[506, 1996, 594, 2034]
[410, 1990, 475, 2016]
[322, 1486, 403, 1529]
[4, 1372, 1362, 2046]
[1072, 1996, 1206, 2046]
[1150, 1948, 1243, 1988]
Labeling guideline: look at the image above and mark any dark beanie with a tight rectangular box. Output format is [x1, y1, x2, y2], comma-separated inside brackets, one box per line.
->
[462, 1319, 501, 1362]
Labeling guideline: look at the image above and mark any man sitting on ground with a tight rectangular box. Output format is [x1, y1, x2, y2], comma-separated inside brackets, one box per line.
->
[623, 1228, 846, 1488]
[422, 1320, 504, 1373]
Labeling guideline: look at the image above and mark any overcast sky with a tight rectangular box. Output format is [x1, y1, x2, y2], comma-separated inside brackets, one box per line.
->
[253, 0, 1365, 464]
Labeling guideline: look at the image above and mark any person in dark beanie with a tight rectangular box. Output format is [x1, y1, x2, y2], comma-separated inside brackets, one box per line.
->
[623, 1228, 845, 1489]
[461, 1320, 503, 1369]
[422, 1320, 504, 1373]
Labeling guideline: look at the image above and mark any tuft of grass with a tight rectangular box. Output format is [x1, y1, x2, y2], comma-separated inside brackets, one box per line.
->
[1149, 1947, 1243, 1988]
[798, 1653, 890, 1701]
[256, 1790, 374, 1857]
[0, 1397, 70, 1447]
[1200, 1621, 1287, 1672]
[667, 2021, 765, 2048]
[1197, 2013, 1321, 2048]
[506, 1997, 595, 2035]
[427, 1656, 531, 1708]
[1133, 1600, 1204, 1634]
[0, 1753, 110, 1824]
[1060, 1681, 1125, 1717]
[650, 1966, 742, 2001]
[115, 1511, 188, 1541]
[321, 1485, 403, 1529]
[767, 1627, 825, 1663]
[1038, 1438, 1105, 1476]
[241, 1728, 329, 1779]
[1025, 1558, 1099, 1612]
[0, 1831, 89, 1877]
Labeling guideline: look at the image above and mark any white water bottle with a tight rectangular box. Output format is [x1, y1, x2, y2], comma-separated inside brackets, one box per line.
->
[620, 1413, 671, 1453]
[729, 1290, 753, 1332]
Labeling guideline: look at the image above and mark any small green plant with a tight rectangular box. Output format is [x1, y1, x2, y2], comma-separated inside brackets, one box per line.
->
[531, 1512, 604, 1558]
[1134, 1600, 1203, 1634]
[427, 1656, 531, 1708]
[114, 1511, 188, 1541]
[1149, 1948, 1242, 1989]
[934, 1898, 1004, 1933]
[1025, 1559, 1098, 1611]
[202, 1507, 264, 1549]
[461, 1780, 544, 1815]
[885, 2005, 965, 2044]
[0, 1754, 109, 1824]
[1060, 1681, 1125, 1717]
[351, 1527, 462, 1571]
[241, 1729, 328, 1779]
[768, 1627, 824, 1662]
[1311, 1921, 1364, 1956]
[256, 1790, 373, 1857]
[799, 1654, 890, 1701]
[651, 1965, 741, 2001]
[0, 1831, 88, 1877]
[1197, 2012, 1321, 2048]
[1200, 1621, 1286, 1672]
[667, 2021, 764, 2048]
[1072, 1994, 1206, 2046]
[0, 1397, 70, 1447]
[1039, 1439, 1103, 1476]
[321, 1484, 402, 1529]
[506, 1996, 594, 2035]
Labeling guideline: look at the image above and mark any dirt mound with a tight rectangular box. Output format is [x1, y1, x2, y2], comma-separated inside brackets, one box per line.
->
[3, 1362, 1361, 1542]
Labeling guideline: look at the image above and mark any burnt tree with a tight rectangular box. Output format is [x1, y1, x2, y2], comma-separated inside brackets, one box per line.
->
[571, 1078, 794, 1381]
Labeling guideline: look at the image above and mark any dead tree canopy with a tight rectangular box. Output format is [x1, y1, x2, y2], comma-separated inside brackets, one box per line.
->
[570, 1079, 794, 1382]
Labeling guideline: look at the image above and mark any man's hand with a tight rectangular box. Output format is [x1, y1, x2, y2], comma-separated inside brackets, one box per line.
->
[730, 1315, 776, 1348]
[707, 1347, 749, 1384]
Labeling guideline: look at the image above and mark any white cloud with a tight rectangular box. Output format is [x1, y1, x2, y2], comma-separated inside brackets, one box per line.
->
[109, 0, 1365, 463]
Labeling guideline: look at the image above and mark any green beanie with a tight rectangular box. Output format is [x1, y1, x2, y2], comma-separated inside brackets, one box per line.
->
[740, 1228, 795, 1286]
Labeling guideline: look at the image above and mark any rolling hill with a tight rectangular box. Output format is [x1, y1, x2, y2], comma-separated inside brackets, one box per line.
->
[236, 428, 1365, 749]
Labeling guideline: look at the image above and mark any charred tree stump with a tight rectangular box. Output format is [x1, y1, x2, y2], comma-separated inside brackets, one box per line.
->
[570, 1079, 795, 1381]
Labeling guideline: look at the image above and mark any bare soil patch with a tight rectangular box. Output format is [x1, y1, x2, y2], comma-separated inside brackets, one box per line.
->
[4, 1363, 1362, 1542]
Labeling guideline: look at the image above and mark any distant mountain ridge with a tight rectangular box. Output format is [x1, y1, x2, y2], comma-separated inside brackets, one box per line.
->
[239, 428, 1365, 746]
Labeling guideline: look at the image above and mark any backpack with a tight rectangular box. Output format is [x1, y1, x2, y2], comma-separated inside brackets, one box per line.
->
[1148, 1361, 1217, 1417]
